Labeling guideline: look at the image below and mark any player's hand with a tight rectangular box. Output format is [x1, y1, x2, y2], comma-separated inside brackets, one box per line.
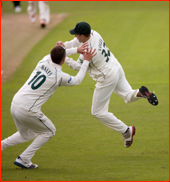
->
[77, 42, 89, 54]
[83, 47, 97, 62]
[56, 41, 65, 47]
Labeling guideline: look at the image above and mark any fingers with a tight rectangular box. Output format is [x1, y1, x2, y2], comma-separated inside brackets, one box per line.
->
[82, 42, 89, 46]
[86, 47, 92, 54]
[81, 45, 97, 59]
[83, 42, 89, 46]
[81, 42, 88, 48]
[92, 52, 97, 58]
[56, 41, 65, 47]
[81, 42, 89, 50]
[78, 43, 89, 54]
[91, 48, 96, 55]
[88, 48, 96, 58]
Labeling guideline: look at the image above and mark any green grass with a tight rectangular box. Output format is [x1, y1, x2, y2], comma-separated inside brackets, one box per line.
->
[1, 1, 169, 181]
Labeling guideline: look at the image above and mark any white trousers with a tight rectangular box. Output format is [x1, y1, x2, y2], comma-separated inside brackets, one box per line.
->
[91, 66, 141, 133]
[1, 105, 56, 163]
[27, 1, 50, 24]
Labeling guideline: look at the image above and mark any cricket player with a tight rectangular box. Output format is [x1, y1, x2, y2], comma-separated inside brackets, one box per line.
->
[56, 22, 158, 148]
[27, 1, 49, 28]
[1, 44, 96, 169]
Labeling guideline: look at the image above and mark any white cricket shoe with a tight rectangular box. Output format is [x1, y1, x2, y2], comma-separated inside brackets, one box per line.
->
[15, 6, 22, 13]
[29, 14, 36, 23]
[122, 126, 136, 148]
[14, 156, 38, 169]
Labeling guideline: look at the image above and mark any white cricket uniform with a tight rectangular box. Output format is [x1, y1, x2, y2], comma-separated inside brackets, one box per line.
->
[27, 1, 50, 24]
[1, 48, 89, 163]
[64, 30, 140, 133]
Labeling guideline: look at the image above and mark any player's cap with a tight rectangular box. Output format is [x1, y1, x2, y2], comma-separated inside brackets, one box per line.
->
[70, 22, 91, 35]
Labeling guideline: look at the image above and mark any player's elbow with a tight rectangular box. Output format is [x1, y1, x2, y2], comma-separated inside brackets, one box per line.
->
[76, 79, 82, 85]
[74, 77, 82, 85]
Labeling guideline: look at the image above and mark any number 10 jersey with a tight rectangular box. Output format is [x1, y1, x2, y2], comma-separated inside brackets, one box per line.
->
[12, 54, 89, 116]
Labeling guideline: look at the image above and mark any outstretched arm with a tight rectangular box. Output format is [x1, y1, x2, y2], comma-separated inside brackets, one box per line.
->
[56, 37, 81, 49]
[65, 57, 82, 71]
[65, 43, 89, 71]
[66, 42, 89, 57]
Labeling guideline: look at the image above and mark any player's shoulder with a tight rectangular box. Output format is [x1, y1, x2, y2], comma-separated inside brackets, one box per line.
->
[38, 54, 50, 64]
[91, 30, 100, 36]
[42, 54, 51, 61]
[91, 30, 102, 41]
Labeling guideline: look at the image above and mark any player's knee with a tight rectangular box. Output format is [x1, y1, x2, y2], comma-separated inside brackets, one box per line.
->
[92, 110, 106, 119]
[50, 126, 56, 137]
[91, 109, 97, 118]
[44, 130, 55, 138]
[43, 125, 56, 138]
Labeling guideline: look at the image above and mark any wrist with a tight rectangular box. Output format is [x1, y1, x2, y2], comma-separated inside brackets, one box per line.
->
[83, 60, 90, 64]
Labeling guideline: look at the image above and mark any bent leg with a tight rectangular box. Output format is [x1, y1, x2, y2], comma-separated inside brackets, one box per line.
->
[3, 105, 56, 164]
[38, 1, 50, 24]
[19, 113, 56, 163]
[27, 1, 37, 22]
[1, 131, 36, 151]
[114, 66, 141, 103]
[91, 74, 128, 133]
[1, 106, 37, 150]
[20, 132, 53, 163]
[27, 1, 37, 15]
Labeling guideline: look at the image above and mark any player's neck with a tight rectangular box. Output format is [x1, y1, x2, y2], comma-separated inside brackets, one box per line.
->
[83, 35, 91, 43]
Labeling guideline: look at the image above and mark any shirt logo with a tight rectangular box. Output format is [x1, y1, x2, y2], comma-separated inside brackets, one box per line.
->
[79, 58, 83, 64]
[68, 77, 72, 83]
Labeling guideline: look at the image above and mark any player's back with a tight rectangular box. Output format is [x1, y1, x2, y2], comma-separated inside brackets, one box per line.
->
[12, 55, 63, 116]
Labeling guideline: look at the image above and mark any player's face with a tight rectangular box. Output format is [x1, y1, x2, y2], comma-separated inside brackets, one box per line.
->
[75, 34, 84, 43]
